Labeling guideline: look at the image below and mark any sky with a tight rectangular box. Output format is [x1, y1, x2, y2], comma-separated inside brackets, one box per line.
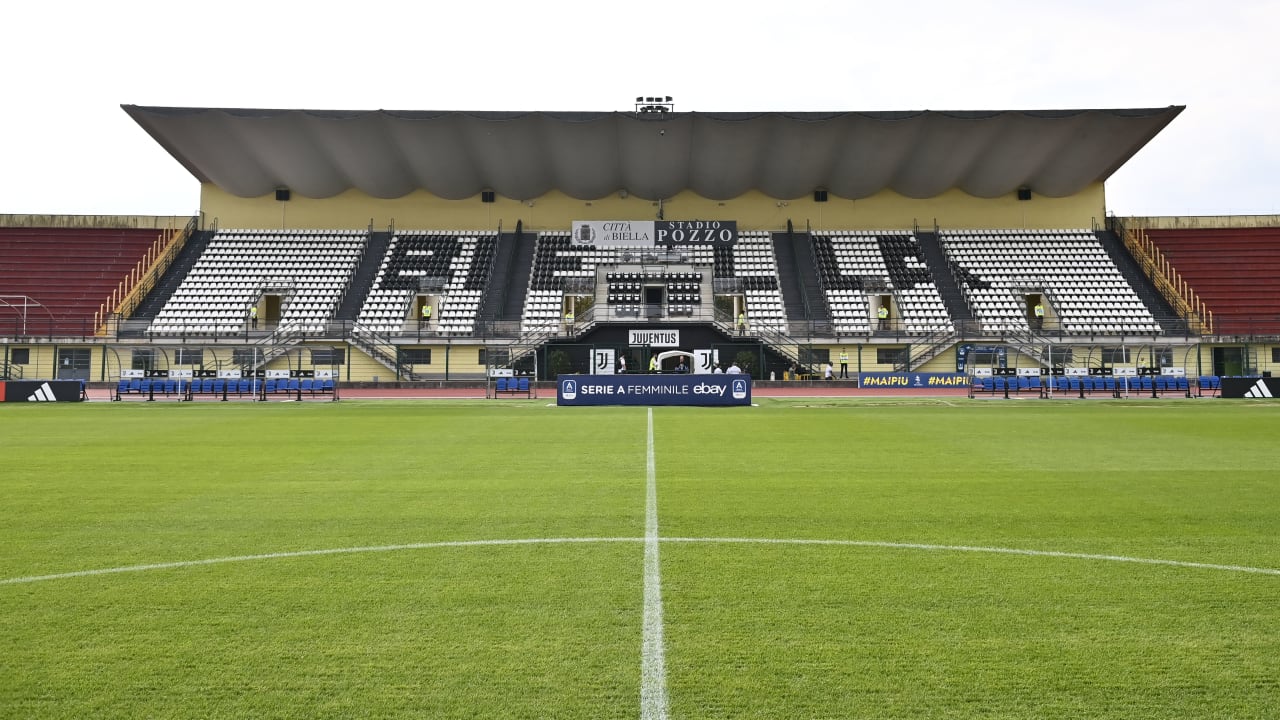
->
[3, 0, 1277, 218]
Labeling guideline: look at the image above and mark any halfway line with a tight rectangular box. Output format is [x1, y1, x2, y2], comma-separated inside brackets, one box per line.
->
[641, 407, 670, 720]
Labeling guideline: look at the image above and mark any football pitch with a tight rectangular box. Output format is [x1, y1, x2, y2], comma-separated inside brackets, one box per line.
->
[2, 399, 1278, 719]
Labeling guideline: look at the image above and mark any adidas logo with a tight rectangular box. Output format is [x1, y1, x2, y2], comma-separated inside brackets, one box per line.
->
[27, 382, 57, 402]
[1244, 379, 1274, 398]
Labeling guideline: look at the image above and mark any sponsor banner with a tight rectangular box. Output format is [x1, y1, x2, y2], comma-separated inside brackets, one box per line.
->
[971, 367, 993, 377]
[557, 374, 750, 406]
[1065, 367, 1090, 376]
[693, 348, 718, 375]
[488, 368, 515, 378]
[2, 380, 84, 403]
[168, 369, 195, 379]
[629, 329, 680, 347]
[1017, 367, 1043, 376]
[265, 369, 292, 379]
[1161, 367, 1187, 376]
[572, 220, 738, 247]
[120, 369, 146, 379]
[1113, 367, 1137, 376]
[217, 370, 242, 379]
[1221, 377, 1280, 399]
[859, 372, 970, 389]
[593, 348, 615, 375]
[315, 369, 336, 379]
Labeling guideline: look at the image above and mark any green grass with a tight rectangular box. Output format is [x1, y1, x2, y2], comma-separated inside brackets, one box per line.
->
[1, 399, 1278, 718]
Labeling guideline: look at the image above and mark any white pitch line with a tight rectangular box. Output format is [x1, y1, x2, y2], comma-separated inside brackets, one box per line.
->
[0, 537, 641, 586]
[662, 537, 1280, 576]
[4, 536, 1278, 588]
[640, 407, 670, 720]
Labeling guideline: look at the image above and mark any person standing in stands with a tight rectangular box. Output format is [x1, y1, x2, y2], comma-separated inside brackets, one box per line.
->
[824, 362, 834, 381]
[649, 354, 659, 373]
[737, 311, 747, 336]
[674, 358, 688, 374]
[726, 361, 742, 374]
[421, 303, 432, 328]
[563, 307, 574, 335]
[838, 348, 849, 379]
[617, 355, 627, 374]
[1033, 301, 1045, 330]
[249, 305, 258, 329]
[877, 304, 889, 331]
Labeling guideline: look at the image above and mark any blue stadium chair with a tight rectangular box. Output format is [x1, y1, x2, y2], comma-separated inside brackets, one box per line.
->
[116, 379, 131, 396]
[287, 378, 301, 393]
[980, 377, 994, 392]
[201, 379, 214, 394]
[320, 379, 335, 393]
[162, 379, 175, 395]
[1068, 377, 1081, 391]
[212, 379, 225, 394]
[139, 379, 153, 393]
[265, 379, 277, 394]
[518, 378, 530, 393]
[1104, 377, 1117, 392]
[301, 378, 315, 394]
[1176, 377, 1190, 392]
[993, 377, 1006, 392]
[237, 379, 251, 395]
[496, 378, 508, 392]
[1027, 376, 1042, 390]
[1140, 377, 1153, 391]
[128, 379, 142, 394]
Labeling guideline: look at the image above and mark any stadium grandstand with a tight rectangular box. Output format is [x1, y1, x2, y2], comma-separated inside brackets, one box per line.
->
[3, 103, 1279, 396]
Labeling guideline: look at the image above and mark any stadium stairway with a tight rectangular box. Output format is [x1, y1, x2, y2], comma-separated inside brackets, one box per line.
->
[914, 232, 974, 325]
[481, 229, 536, 325]
[771, 230, 824, 325]
[1096, 230, 1183, 335]
[334, 230, 392, 321]
[118, 229, 213, 336]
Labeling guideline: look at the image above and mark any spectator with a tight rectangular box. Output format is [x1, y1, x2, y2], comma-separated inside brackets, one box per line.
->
[726, 362, 742, 374]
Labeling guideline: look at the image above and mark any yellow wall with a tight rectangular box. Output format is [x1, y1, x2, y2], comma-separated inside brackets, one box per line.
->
[201, 183, 1107, 233]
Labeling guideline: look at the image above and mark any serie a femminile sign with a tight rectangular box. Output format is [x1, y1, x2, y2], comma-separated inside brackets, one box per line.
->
[557, 374, 751, 406]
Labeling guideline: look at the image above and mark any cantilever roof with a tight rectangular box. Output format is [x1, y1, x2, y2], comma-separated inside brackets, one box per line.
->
[123, 105, 1183, 202]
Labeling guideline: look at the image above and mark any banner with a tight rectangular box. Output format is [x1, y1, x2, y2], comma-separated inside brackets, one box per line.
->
[2, 380, 85, 402]
[572, 220, 737, 247]
[593, 348, 615, 375]
[859, 372, 970, 388]
[629, 329, 680, 347]
[557, 374, 751, 406]
[693, 348, 718, 375]
[1221, 377, 1280, 399]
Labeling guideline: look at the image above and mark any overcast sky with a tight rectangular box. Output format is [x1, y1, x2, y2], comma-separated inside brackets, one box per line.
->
[3, 0, 1276, 218]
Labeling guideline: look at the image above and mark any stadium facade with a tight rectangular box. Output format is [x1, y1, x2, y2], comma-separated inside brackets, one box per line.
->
[3, 104, 1279, 393]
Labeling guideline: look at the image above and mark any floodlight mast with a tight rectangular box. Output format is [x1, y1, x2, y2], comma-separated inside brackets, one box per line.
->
[634, 96, 674, 114]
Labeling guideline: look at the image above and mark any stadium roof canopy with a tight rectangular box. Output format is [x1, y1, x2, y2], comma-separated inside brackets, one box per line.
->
[123, 105, 1183, 202]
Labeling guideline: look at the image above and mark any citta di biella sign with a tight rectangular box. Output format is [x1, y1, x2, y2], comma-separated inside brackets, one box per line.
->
[572, 220, 737, 247]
